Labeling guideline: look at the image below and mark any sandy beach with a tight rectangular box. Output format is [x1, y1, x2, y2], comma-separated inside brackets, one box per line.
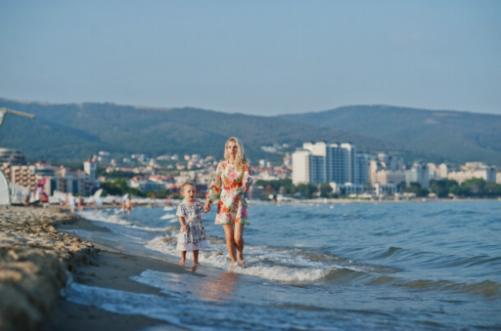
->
[0, 206, 93, 330]
[0, 206, 184, 331]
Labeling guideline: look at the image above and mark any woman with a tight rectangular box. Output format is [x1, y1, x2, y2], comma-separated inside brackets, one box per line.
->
[204, 137, 251, 267]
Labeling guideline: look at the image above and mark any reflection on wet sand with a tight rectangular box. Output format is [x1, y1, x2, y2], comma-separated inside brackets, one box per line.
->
[196, 271, 239, 302]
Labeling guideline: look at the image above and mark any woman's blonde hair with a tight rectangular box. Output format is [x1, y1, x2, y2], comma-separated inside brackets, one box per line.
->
[224, 136, 246, 167]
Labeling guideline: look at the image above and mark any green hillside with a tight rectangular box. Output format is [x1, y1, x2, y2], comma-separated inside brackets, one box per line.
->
[1, 99, 500, 165]
[0, 99, 387, 163]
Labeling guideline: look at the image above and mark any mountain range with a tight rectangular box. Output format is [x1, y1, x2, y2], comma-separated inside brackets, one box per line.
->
[1, 98, 500, 166]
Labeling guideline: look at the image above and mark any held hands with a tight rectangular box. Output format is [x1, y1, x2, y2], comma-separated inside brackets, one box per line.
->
[204, 200, 211, 213]
[180, 223, 187, 233]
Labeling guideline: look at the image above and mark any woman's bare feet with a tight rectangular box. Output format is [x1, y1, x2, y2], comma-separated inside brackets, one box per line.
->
[237, 251, 244, 268]
[190, 263, 198, 272]
[179, 258, 186, 266]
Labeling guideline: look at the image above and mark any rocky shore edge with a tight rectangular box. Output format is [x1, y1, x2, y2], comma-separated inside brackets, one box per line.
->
[0, 206, 96, 331]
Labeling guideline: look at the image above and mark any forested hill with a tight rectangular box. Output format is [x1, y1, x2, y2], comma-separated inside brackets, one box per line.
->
[0, 98, 387, 162]
[1, 98, 500, 165]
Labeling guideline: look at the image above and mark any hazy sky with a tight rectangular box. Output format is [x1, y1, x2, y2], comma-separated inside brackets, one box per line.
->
[1, 0, 500, 115]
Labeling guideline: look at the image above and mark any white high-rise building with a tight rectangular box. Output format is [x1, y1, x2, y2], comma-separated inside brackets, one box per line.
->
[438, 163, 449, 178]
[83, 160, 97, 180]
[292, 150, 310, 185]
[406, 162, 430, 188]
[341, 143, 356, 184]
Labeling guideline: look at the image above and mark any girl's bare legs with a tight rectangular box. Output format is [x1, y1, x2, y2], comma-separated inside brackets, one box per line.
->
[179, 251, 186, 266]
[193, 250, 199, 265]
[191, 250, 199, 272]
[234, 222, 245, 267]
[223, 224, 237, 263]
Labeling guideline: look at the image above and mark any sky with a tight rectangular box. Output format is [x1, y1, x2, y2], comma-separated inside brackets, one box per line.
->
[1, 0, 500, 115]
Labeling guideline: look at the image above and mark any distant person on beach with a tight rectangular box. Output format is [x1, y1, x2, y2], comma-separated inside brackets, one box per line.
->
[40, 191, 49, 208]
[205, 136, 252, 268]
[122, 194, 133, 214]
[77, 196, 84, 210]
[176, 182, 208, 271]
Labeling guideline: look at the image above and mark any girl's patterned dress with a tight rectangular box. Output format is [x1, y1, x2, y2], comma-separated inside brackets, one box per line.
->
[176, 200, 208, 251]
[206, 160, 252, 225]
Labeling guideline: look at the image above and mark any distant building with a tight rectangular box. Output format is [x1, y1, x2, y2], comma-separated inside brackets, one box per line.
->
[292, 149, 310, 185]
[83, 159, 97, 180]
[0, 148, 27, 165]
[438, 163, 449, 178]
[406, 162, 430, 188]
[5, 165, 37, 190]
[292, 141, 367, 186]
[355, 153, 371, 185]
[369, 155, 405, 187]
[447, 162, 497, 184]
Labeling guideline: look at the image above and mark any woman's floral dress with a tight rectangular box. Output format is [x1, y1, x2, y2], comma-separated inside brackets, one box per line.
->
[206, 160, 252, 225]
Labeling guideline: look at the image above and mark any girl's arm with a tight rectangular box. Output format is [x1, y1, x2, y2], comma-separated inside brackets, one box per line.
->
[178, 216, 187, 233]
[176, 204, 187, 232]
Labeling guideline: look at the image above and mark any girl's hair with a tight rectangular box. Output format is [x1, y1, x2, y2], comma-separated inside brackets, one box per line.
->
[180, 182, 195, 194]
[223, 136, 246, 167]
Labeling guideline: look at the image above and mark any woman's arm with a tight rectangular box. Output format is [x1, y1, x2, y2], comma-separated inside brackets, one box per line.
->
[205, 162, 223, 208]
[242, 162, 252, 193]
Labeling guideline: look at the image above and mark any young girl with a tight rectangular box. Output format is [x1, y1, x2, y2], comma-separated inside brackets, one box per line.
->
[176, 183, 208, 271]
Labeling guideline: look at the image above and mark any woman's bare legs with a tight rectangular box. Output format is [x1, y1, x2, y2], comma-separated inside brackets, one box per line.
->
[234, 222, 244, 267]
[193, 250, 199, 265]
[223, 224, 237, 263]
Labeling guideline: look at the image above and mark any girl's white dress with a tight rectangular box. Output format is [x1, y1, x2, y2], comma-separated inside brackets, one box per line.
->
[176, 200, 208, 252]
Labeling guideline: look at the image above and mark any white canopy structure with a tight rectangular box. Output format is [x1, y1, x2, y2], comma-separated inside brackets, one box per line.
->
[0, 108, 35, 125]
[0, 171, 10, 205]
[0, 107, 35, 206]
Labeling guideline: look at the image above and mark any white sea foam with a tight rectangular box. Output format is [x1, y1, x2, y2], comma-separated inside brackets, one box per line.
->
[145, 236, 334, 283]
[79, 210, 171, 232]
[79, 210, 132, 226]
[160, 213, 178, 222]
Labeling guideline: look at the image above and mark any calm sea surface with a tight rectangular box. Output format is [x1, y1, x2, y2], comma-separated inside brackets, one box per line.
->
[64, 200, 501, 330]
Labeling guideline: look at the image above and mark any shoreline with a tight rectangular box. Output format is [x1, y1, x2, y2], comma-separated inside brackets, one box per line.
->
[42, 242, 188, 331]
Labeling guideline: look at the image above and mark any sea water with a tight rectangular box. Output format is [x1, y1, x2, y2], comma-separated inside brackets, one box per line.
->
[63, 200, 501, 330]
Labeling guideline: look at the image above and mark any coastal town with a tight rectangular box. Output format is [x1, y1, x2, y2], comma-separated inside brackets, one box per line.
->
[1, 141, 500, 206]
